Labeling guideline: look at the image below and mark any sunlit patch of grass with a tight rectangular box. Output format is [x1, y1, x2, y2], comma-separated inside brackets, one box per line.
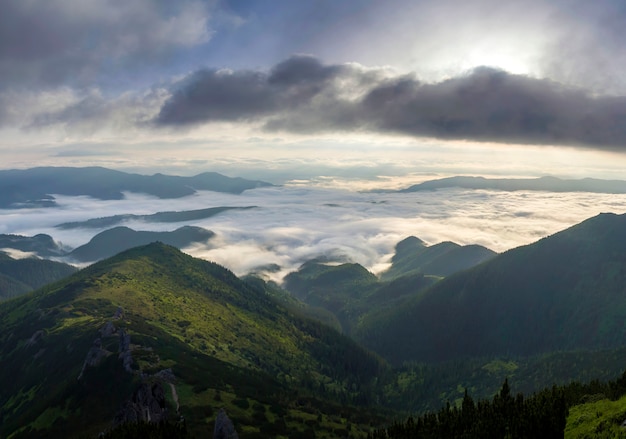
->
[566, 394, 626, 438]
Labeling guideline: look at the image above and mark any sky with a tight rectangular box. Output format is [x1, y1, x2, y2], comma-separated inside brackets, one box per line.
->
[3, 1, 626, 278]
[2, 0, 626, 181]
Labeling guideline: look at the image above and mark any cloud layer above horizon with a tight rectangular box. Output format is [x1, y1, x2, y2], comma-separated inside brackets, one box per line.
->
[155, 56, 626, 150]
[3, 0, 626, 164]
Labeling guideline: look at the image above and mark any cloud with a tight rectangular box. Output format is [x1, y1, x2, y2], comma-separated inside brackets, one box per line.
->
[208, 1, 626, 95]
[156, 56, 626, 151]
[539, 0, 626, 95]
[155, 55, 358, 125]
[4, 183, 626, 283]
[0, 0, 211, 90]
[29, 88, 167, 134]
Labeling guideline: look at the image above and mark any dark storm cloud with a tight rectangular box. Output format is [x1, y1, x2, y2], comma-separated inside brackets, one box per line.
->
[0, 0, 211, 89]
[156, 57, 626, 150]
[359, 68, 626, 148]
[156, 55, 352, 125]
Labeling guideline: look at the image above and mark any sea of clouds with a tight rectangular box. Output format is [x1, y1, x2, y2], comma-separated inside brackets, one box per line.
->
[1, 184, 626, 282]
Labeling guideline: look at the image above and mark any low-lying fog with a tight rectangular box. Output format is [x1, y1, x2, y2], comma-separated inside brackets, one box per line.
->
[2, 183, 626, 282]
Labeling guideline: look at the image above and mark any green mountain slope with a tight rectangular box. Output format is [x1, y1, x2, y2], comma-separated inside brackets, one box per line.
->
[356, 212, 626, 364]
[283, 261, 380, 333]
[284, 260, 379, 306]
[380, 236, 496, 280]
[0, 243, 386, 438]
[281, 238, 492, 335]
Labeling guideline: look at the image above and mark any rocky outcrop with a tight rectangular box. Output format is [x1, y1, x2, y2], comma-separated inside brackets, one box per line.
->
[99, 321, 117, 337]
[113, 306, 124, 320]
[154, 368, 176, 383]
[77, 311, 123, 380]
[113, 382, 168, 426]
[25, 329, 44, 347]
[118, 328, 133, 372]
[213, 409, 239, 439]
[77, 337, 110, 380]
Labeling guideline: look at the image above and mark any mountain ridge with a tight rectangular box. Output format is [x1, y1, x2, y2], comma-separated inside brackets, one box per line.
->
[395, 175, 626, 193]
[67, 225, 215, 262]
[0, 242, 386, 438]
[0, 167, 273, 208]
[356, 212, 626, 364]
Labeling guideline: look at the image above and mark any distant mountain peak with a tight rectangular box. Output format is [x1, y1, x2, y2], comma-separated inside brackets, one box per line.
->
[398, 175, 626, 194]
[0, 166, 273, 208]
[67, 226, 215, 263]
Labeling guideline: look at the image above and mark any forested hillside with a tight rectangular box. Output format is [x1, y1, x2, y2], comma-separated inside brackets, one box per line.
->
[0, 253, 77, 300]
[356, 213, 626, 364]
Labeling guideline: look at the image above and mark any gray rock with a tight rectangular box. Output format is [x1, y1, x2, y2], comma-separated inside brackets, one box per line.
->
[113, 306, 124, 320]
[213, 409, 239, 439]
[78, 338, 110, 380]
[25, 329, 44, 347]
[154, 368, 176, 383]
[118, 328, 133, 373]
[114, 382, 168, 426]
[99, 321, 117, 337]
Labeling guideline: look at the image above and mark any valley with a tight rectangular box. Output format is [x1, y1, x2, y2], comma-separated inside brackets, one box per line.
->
[5, 3, 626, 437]
[3, 167, 626, 438]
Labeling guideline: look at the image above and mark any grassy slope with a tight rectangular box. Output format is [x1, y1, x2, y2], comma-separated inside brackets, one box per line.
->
[0, 243, 387, 438]
[566, 394, 626, 438]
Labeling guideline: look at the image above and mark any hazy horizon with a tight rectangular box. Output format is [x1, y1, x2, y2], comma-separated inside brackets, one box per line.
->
[3, 170, 626, 282]
[2, 1, 626, 279]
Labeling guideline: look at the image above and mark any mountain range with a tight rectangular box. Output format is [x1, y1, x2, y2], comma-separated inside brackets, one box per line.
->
[56, 206, 257, 230]
[0, 167, 272, 208]
[67, 226, 216, 263]
[396, 175, 626, 193]
[282, 239, 496, 334]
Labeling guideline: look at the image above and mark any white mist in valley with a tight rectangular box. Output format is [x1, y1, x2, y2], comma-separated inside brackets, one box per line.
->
[2, 184, 626, 282]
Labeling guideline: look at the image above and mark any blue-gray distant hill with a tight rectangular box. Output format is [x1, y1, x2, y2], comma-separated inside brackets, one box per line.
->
[396, 175, 626, 193]
[0, 233, 67, 256]
[56, 206, 257, 229]
[67, 226, 215, 262]
[0, 167, 273, 208]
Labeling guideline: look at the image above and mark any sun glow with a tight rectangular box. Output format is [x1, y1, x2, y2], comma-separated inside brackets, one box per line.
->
[462, 47, 533, 75]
